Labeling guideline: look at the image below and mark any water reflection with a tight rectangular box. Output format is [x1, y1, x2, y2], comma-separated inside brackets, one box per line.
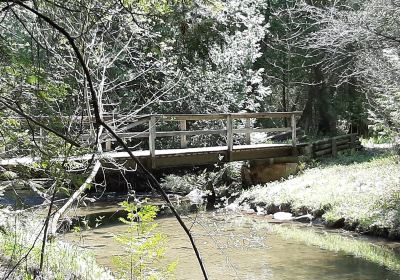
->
[65, 209, 399, 280]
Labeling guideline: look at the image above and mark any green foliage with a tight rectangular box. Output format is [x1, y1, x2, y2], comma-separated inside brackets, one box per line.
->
[237, 150, 400, 235]
[0, 170, 18, 181]
[112, 201, 176, 280]
[361, 134, 396, 145]
[161, 162, 242, 200]
[122, 0, 194, 14]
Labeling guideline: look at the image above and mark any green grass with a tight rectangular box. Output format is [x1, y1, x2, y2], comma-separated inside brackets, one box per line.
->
[236, 151, 400, 236]
[268, 224, 400, 273]
[0, 214, 114, 280]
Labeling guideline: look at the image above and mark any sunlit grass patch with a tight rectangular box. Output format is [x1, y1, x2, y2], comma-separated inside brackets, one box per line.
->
[236, 152, 400, 236]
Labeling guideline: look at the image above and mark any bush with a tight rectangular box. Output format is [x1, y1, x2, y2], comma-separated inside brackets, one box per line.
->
[112, 201, 176, 280]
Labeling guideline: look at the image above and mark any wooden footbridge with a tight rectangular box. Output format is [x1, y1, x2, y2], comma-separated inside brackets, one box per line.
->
[0, 112, 302, 169]
[100, 111, 304, 169]
[0, 111, 360, 170]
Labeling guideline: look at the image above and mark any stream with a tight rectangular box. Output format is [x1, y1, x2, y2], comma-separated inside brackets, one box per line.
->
[64, 203, 400, 280]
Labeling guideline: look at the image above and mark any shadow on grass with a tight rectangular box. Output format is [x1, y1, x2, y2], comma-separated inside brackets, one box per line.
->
[314, 147, 396, 167]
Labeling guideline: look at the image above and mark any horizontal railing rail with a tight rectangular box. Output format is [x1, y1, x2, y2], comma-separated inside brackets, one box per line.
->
[97, 112, 303, 156]
[1, 112, 303, 158]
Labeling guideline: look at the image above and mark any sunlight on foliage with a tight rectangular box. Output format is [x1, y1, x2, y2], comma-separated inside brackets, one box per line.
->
[112, 201, 176, 280]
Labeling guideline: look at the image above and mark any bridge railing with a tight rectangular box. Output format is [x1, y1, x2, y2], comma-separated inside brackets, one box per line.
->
[101, 112, 303, 154]
[0, 112, 302, 155]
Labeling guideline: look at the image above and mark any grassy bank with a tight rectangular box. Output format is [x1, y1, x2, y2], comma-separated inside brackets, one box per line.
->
[236, 150, 400, 238]
[0, 210, 114, 280]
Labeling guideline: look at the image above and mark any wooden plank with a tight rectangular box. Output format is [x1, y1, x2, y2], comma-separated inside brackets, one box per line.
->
[156, 130, 226, 137]
[231, 111, 303, 119]
[313, 133, 358, 146]
[157, 111, 302, 121]
[97, 128, 235, 141]
[234, 127, 291, 133]
[314, 138, 350, 150]
[155, 127, 292, 138]
[180, 120, 187, 148]
[314, 143, 353, 156]
[233, 143, 292, 149]
[159, 114, 227, 121]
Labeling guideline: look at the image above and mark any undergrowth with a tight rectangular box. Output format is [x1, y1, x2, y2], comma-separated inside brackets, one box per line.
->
[0, 209, 114, 279]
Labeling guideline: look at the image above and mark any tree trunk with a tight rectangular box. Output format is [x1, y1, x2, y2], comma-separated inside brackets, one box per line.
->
[298, 74, 316, 134]
[315, 67, 336, 135]
[299, 66, 336, 135]
[346, 78, 369, 136]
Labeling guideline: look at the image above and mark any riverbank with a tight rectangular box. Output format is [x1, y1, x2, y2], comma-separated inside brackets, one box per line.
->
[233, 147, 400, 239]
[0, 209, 114, 279]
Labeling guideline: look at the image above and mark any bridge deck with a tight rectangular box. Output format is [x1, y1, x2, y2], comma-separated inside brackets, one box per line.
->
[0, 143, 299, 169]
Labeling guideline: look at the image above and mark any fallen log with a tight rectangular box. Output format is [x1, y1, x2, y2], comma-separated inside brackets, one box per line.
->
[49, 160, 101, 235]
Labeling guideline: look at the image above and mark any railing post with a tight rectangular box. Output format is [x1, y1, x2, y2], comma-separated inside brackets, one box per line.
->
[227, 114, 233, 161]
[291, 113, 297, 147]
[180, 120, 187, 148]
[245, 118, 251, 145]
[306, 142, 314, 158]
[350, 133, 356, 152]
[149, 116, 156, 168]
[332, 137, 337, 157]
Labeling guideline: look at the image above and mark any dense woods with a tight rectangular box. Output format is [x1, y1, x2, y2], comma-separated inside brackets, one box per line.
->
[0, 0, 400, 279]
[1, 0, 399, 150]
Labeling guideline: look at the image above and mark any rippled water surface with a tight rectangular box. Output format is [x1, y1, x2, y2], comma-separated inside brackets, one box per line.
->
[66, 208, 399, 280]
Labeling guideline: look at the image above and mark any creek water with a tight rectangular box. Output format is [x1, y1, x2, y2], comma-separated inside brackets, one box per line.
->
[64, 203, 400, 280]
